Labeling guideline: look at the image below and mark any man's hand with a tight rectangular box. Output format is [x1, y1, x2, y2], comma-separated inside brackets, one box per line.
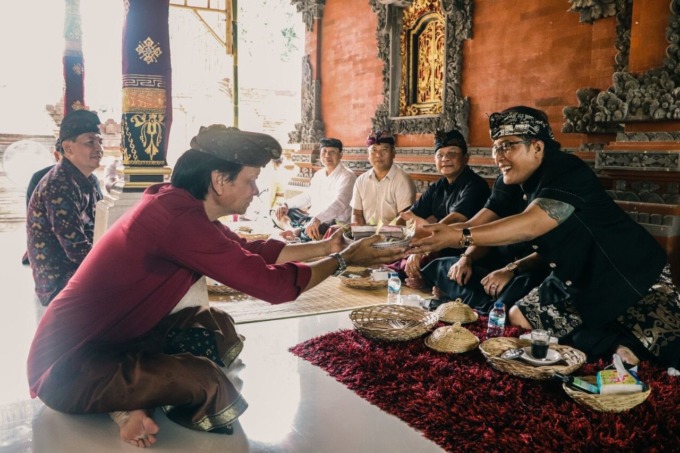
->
[407, 224, 461, 255]
[447, 255, 473, 285]
[304, 217, 322, 241]
[480, 268, 514, 299]
[278, 229, 300, 242]
[343, 235, 407, 267]
[275, 203, 289, 220]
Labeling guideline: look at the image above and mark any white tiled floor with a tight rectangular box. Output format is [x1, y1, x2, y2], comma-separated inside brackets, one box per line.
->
[0, 224, 444, 452]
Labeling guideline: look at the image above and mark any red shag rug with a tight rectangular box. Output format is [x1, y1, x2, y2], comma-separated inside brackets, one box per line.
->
[290, 321, 680, 452]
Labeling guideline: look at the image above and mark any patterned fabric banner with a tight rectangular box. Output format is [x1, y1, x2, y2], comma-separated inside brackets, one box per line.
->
[121, 0, 172, 166]
[64, 0, 85, 114]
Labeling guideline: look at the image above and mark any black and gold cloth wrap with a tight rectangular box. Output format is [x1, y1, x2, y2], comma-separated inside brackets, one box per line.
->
[121, 0, 172, 167]
[366, 130, 395, 147]
[434, 129, 467, 154]
[489, 111, 555, 141]
[319, 137, 343, 151]
[190, 125, 282, 167]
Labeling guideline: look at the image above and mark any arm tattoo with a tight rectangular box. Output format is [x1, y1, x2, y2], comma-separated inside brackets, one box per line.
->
[533, 198, 575, 224]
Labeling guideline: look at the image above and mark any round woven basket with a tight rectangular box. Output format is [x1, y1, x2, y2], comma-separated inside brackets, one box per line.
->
[479, 337, 586, 380]
[425, 322, 479, 353]
[350, 304, 439, 341]
[435, 299, 479, 324]
[563, 376, 651, 412]
[338, 268, 387, 290]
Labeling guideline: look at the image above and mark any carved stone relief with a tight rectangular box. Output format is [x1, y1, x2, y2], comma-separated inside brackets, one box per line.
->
[291, 0, 326, 32]
[370, 0, 473, 136]
[288, 55, 325, 145]
[563, 0, 680, 133]
[567, 0, 621, 23]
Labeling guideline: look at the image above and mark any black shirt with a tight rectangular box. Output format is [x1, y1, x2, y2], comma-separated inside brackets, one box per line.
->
[485, 150, 666, 326]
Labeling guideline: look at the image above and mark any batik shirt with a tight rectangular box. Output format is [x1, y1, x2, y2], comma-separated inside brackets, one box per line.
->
[26, 158, 103, 305]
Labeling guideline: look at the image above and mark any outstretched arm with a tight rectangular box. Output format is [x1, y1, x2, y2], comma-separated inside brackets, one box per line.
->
[408, 198, 574, 254]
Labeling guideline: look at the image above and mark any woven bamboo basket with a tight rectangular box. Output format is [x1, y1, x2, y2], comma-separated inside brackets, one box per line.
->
[350, 304, 439, 341]
[435, 299, 479, 324]
[563, 376, 651, 412]
[479, 337, 586, 380]
[425, 322, 479, 353]
[338, 268, 387, 290]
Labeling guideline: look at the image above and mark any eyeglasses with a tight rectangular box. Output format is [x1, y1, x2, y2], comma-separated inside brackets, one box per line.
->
[491, 140, 531, 158]
[435, 151, 463, 161]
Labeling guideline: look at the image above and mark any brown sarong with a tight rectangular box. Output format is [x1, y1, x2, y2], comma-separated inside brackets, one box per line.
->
[37, 306, 247, 433]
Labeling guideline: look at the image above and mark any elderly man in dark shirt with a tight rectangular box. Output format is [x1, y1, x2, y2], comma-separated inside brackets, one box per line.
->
[26, 109, 104, 305]
[396, 129, 490, 288]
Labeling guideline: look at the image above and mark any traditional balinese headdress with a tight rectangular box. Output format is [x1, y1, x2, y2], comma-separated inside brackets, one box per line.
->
[319, 137, 343, 151]
[434, 129, 467, 154]
[489, 110, 554, 141]
[190, 124, 282, 167]
[366, 130, 395, 147]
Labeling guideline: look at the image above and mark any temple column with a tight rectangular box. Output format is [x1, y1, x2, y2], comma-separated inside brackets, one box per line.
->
[287, 1, 326, 197]
[63, 0, 85, 114]
[94, 0, 173, 242]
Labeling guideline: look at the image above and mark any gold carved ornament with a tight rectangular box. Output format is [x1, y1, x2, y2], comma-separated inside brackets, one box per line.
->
[399, 1, 445, 117]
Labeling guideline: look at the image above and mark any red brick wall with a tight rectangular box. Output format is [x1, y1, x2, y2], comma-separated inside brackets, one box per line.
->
[318, 0, 627, 148]
[319, 0, 382, 147]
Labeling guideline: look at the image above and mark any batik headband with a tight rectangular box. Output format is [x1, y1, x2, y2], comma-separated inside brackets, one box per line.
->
[366, 130, 395, 147]
[489, 111, 554, 140]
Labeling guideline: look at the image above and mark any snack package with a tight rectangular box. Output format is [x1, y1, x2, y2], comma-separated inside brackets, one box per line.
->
[597, 354, 645, 395]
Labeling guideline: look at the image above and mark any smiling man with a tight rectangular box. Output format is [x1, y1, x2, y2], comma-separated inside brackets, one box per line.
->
[397, 129, 490, 289]
[26, 109, 104, 305]
[275, 137, 356, 241]
[351, 131, 416, 226]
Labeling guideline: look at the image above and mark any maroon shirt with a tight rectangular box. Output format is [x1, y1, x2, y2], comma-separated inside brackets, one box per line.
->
[28, 183, 311, 397]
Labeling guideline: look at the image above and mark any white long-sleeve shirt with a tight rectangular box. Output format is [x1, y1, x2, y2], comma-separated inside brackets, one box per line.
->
[287, 163, 356, 225]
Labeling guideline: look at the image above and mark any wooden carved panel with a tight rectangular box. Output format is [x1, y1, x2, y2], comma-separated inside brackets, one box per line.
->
[370, 0, 473, 136]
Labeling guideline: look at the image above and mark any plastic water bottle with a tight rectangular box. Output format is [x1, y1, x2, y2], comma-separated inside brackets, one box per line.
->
[487, 301, 506, 337]
[387, 272, 402, 304]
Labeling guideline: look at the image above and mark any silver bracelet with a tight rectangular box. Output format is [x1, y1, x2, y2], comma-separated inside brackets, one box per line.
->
[329, 252, 347, 276]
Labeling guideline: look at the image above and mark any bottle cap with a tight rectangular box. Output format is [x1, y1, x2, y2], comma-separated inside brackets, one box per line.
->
[494, 301, 503, 308]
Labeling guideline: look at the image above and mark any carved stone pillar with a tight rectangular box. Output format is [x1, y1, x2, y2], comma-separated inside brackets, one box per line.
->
[288, 1, 326, 191]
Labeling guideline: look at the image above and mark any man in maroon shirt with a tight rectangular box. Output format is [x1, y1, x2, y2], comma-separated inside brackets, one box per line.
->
[27, 125, 405, 447]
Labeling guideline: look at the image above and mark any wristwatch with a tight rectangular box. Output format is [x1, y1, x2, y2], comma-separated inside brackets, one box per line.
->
[329, 252, 347, 276]
[459, 228, 474, 247]
[505, 262, 519, 275]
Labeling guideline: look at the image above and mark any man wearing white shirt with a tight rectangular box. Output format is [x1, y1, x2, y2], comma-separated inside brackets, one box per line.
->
[351, 131, 416, 226]
[276, 137, 356, 241]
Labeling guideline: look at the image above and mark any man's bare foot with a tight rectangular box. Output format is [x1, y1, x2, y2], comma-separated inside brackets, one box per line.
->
[111, 410, 159, 448]
[616, 345, 640, 367]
